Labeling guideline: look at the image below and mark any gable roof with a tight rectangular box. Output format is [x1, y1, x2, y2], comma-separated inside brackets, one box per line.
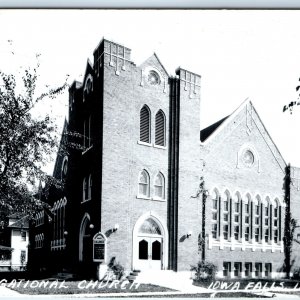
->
[139, 53, 169, 77]
[201, 116, 228, 142]
[201, 98, 287, 172]
[8, 215, 29, 229]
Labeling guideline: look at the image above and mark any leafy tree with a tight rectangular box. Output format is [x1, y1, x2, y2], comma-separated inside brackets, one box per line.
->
[0, 58, 68, 220]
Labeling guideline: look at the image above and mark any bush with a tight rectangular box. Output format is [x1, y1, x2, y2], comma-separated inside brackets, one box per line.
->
[191, 261, 218, 283]
[107, 257, 125, 280]
[292, 267, 300, 279]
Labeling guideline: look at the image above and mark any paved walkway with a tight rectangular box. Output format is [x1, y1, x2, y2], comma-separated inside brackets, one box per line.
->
[135, 270, 209, 293]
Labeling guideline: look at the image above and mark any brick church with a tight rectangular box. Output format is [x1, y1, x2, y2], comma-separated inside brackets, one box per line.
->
[30, 38, 300, 279]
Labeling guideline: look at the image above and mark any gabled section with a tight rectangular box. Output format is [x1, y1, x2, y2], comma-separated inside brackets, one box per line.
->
[139, 53, 169, 78]
[82, 59, 94, 89]
[201, 99, 287, 172]
[52, 119, 69, 179]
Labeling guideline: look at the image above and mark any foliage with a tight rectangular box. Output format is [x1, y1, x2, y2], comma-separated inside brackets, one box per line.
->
[0, 57, 68, 220]
[283, 78, 300, 113]
[107, 257, 125, 280]
[192, 176, 209, 261]
[283, 164, 297, 278]
[292, 267, 300, 279]
[191, 261, 218, 283]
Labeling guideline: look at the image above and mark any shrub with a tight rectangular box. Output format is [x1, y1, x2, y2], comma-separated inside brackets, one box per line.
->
[292, 267, 300, 279]
[107, 257, 125, 280]
[191, 261, 218, 283]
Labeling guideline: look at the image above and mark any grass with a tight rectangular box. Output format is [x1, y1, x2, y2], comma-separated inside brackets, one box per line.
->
[8, 280, 175, 295]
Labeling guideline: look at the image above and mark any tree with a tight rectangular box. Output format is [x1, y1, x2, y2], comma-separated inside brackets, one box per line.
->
[0, 58, 68, 219]
[192, 176, 209, 261]
[284, 164, 298, 278]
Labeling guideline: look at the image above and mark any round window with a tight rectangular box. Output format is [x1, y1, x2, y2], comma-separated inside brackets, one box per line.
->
[243, 150, 255, 167]
[148, 70, 160, 85]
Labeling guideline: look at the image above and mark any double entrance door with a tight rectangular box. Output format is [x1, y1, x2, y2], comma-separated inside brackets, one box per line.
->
[137, 236, 162, 270]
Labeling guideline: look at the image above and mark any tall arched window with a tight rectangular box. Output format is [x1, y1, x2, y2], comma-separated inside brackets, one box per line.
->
[83, 178, 88, 201]
[244, 194, 251, 242]
[233, 193, 241, 241]
[211, 189, 219, 239]
[254, 195, 261, 243]
[140, 105, 151, 143]
[265, 197, 270, 243]
[154, 172, 165, 199]
[223, 191, 230, 240]
[88, 175, 92, 200]
[273, 199, 279, 243]
[155, 110, 166, 146]
[139, 170, 150, 198]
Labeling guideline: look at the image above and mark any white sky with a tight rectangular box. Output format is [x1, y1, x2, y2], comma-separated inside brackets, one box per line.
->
[0, 9, 300, 173]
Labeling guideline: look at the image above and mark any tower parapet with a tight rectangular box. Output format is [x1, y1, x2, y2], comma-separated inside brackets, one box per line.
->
[93, 38, 132, 76]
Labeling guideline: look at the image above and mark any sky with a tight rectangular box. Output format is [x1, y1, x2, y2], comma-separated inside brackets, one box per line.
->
[0, 9, 300, 173]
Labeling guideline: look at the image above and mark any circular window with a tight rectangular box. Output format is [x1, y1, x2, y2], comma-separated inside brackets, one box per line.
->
[243, 150, 255, 167]
[148, 70, 160, 85]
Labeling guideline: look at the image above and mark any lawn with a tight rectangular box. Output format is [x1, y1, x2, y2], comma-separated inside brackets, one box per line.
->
[8, 280, 175, 295]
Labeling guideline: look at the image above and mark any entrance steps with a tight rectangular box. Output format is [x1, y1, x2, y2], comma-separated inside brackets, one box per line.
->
[135, 270, 208, 293]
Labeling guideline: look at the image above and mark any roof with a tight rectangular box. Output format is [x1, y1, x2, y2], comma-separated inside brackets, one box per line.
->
[8, 215, 29, 229]
[200, 116, 228, 142]
[0, 245, 13, 251]
[8, 212, 25, 219]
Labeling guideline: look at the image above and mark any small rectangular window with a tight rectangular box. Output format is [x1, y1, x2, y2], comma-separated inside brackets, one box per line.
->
[265, 263, 272, 277]
[265, 218, 269, 226]
[265, 229, 269, 243]
[245, 227, 250, 241]
[223, 262, 231, 277]
[224, 201, 229, 211]
[255, 228, 259, 242]
[234, 262, 241, 277]
[255, 263, 262, 277]
[213, 199, 218, 210]
[235, 202, 239, 213]
[224, 213, 228, 222]
[274, 230, 278, 243]
[234, 215, 239, 223]
[245, 216, 250, 224]
[245, 204, 249, 214]
[21, 231, 26, 241]
[255, 205, 259, 215]
[234, 226, 239, 240]
[212, 224, 217, 239]
[223, 225, 228, 240]
[274, 208, 278, 218]
[245, 263, 252, 277]
[265, 207, 269, 216]
[255, 217, 259, 225]
[212, 212, 217, 221]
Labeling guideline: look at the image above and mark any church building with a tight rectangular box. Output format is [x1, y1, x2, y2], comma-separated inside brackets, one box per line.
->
[29, 38, 300, 279]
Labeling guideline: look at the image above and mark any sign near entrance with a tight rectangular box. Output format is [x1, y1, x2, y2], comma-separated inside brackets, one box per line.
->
[93, 232, 107, 262]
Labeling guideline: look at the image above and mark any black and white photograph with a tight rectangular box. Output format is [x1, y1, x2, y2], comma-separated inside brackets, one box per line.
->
[1, 8, 300, 298]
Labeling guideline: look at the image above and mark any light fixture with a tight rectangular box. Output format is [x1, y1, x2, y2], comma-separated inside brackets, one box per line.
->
[204, 190, 209, 197]
[113, 224, 119, 232]
[186, 231, 192, 238]
[89, 224, 94, 229]
[64, 231, 68, 236]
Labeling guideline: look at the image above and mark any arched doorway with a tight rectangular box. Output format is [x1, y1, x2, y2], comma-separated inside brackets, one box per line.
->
[79, 213, 92, 263]
[133, 212, 168, 270]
